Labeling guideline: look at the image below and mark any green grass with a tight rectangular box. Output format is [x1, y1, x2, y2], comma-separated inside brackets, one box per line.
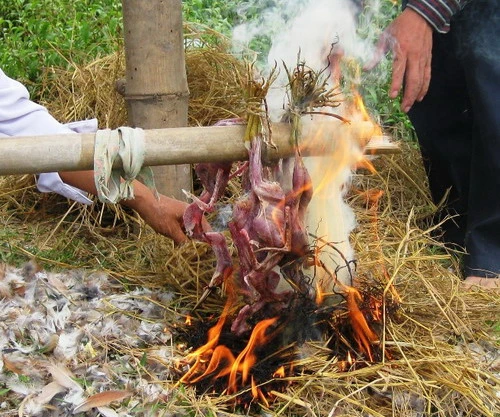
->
[487, 320, 500, 339]
[0, 0, 244, 95]
[0, 223, 89, 268]
[0, 0, 123, 92]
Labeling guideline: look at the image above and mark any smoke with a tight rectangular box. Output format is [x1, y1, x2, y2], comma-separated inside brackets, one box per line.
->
[232, 0, 389, 120]
[265, 0, 365, 72]
[233, 0, 371, 69]
[232, 0, 387, 287]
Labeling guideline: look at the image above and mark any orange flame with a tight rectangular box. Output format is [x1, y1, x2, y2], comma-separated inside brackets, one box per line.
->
[251, 376, 259, 400]
[228, 317, 277, 394]
[315, 281, 325, 305]
[181, 306, 278, 401]
[252, 376, 270, 407]
[182, 278, 388, 403]
[353, 92, 370, 121]
[180, 278, 238, 385]
[352, 92, 383, 138]
[273, 366, 285, 378]
[355, 156, 377, 174]
[179, 313, 228, 384]
[346, 287, 379, 362]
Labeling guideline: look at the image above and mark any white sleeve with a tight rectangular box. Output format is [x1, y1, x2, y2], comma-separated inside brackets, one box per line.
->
[0, 68, 97, 204]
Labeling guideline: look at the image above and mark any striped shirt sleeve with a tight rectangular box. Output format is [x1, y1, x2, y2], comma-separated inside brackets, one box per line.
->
[406, 0, 470, 33]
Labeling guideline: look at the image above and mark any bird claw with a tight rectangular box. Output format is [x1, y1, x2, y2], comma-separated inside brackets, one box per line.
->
[191, 286, 215, 312]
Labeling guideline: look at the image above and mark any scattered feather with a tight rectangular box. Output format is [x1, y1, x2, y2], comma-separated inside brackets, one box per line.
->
[47, 364, 83, 392]
[97, 406, 122, 417]
[23, 380, 66, 415]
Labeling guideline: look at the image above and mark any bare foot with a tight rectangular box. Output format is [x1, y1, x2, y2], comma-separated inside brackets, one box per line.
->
[463, 276, 500, 290]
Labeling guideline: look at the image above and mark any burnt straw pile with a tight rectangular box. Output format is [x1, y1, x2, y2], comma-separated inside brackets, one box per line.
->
[178, 284, 395, 411]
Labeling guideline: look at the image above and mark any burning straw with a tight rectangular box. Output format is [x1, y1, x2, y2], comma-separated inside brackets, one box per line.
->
[0, 25, 498, 417]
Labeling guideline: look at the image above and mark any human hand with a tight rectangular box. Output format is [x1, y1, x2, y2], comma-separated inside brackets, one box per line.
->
[364, 8, 433, 113]
[59, 170, 211, 244]
[138, 194, 211, 245]
[139, 195, 191, 244]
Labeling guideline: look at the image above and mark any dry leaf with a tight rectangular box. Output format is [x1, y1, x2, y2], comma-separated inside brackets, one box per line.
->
[73, 390, 132, 413]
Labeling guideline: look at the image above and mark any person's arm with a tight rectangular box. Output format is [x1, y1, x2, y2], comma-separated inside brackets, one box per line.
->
[366, 0, 469, 112]
[0, 68, 202, 244]
[406, 0, 470, 34]
[59, 170, 193, 244]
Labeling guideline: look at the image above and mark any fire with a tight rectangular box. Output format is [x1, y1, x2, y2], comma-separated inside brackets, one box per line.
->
[353, 92, 370, 121]
[180, 297, 281, 402]
[179, 63, 399, 407]
[315, 280, 326, 305]
[346, 287, 379, 362]
[352, 91, 383, 137]
[273, 366, 285, 378]
[228, 317, 277, 394]
[303, 82, 386, 292]
[180, 283, 238, 385]
[300, 89, 396, 365]
[181, 279, 388, 404]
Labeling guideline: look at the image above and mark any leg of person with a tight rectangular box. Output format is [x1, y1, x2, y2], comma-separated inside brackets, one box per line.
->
[407, 30, 473, 251]
[454, 0, 500, 284]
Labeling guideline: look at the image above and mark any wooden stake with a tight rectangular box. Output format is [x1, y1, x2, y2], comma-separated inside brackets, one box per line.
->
[121, 0, 191, 199]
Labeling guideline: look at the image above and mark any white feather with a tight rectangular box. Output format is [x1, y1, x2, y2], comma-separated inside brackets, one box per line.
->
[54, 329, 84, 361]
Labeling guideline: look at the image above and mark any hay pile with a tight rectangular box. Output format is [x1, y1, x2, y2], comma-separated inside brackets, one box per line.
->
[0, 26, 498, 417]
[38, 23, 249, 129]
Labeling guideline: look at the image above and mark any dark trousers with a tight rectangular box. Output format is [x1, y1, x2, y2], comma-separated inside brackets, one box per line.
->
[407, 0, 500, 277]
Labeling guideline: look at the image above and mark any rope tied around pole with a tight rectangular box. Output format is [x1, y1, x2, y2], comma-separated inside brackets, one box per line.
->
[94, 127, 158, 203]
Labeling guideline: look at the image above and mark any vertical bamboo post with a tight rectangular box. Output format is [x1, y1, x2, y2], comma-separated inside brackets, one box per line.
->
[121, 0, 192, 199]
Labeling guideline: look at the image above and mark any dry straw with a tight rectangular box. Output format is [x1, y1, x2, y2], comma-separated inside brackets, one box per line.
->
[0, 23, 498, 417]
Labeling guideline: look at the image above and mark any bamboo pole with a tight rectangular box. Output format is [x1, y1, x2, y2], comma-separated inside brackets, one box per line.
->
[121, 0, 191, 199]
[0, 121, 398, 176]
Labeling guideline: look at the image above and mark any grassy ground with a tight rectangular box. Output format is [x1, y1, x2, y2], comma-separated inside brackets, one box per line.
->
[0, 0, 413, 272]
